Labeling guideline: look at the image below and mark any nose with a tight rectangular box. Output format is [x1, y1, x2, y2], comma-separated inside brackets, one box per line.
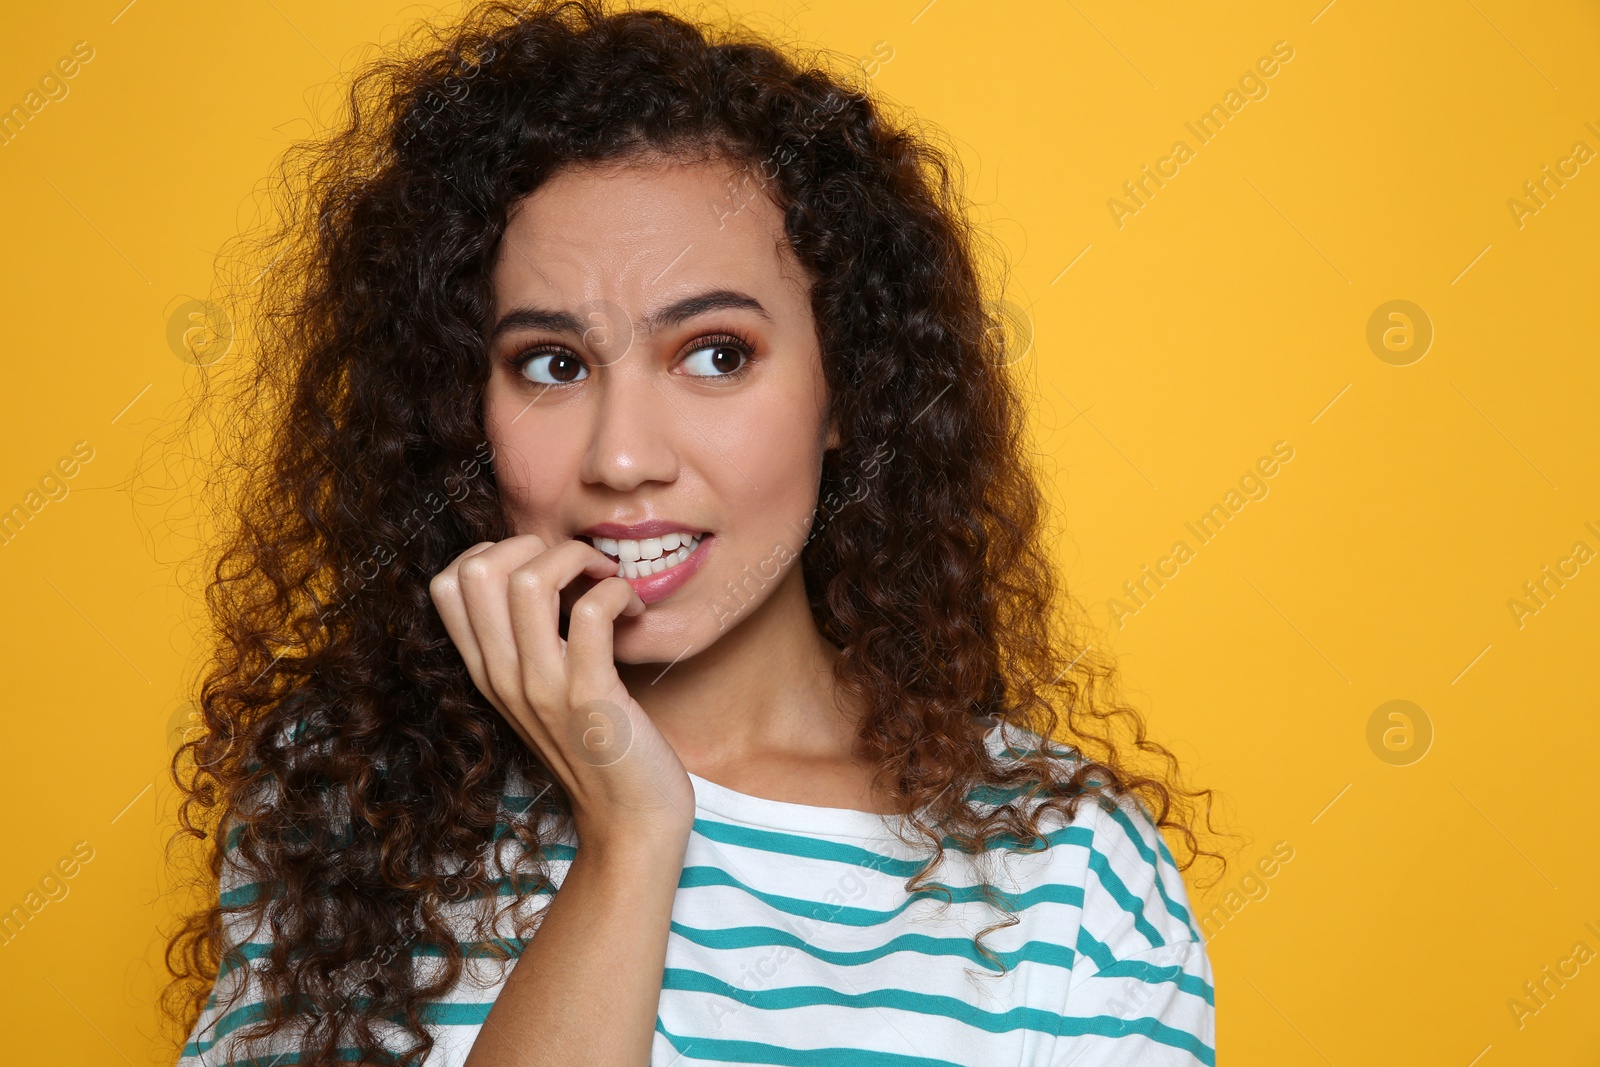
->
[578, 357, 680, 492]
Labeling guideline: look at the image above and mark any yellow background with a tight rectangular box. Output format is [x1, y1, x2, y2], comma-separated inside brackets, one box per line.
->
[1, 1, 1596, 1063]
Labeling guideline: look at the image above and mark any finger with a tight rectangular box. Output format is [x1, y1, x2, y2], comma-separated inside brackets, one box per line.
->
[433, 541, 550, 758]
[429, 541, 502, 695]
[563, 576, 645, 700]
[507, 539, 623, 700]
[454, 535, 553, 706]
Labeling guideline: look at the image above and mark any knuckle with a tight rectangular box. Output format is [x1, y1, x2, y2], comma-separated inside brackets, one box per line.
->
[458, 557, 494, 583]
[507, 567, 546, 596]
[568, 599, 606, 626]
[518, 674, 557, 717]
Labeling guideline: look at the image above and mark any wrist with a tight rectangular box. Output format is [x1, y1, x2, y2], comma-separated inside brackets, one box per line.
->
[575, 823, 691, 876]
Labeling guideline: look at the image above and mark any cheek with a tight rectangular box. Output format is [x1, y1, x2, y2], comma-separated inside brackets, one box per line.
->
[745, 419, 823, 489]
[485, 394, 576, 526]
[708, 390, 827, 532]
[498, 456, 569, 520]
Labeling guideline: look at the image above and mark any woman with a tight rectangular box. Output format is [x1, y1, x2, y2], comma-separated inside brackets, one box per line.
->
[163, 2, 1222, 1064]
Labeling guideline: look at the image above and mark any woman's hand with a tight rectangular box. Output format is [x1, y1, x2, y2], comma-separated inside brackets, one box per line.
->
[429, 534, 696, 852]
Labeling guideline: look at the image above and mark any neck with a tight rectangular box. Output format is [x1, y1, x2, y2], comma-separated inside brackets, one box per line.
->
[616, 563, 861, 770]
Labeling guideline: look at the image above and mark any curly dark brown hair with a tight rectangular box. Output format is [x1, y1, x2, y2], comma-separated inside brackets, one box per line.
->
[156, 2, 1228, 1063]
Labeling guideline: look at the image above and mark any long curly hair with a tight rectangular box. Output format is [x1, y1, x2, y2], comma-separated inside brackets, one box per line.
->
[157, 2, 1227, 1063]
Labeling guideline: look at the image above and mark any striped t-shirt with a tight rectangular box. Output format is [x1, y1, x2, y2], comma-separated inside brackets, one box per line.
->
[178, 722, 1214, 1066]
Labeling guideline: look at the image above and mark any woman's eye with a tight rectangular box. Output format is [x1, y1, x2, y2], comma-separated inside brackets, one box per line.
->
[518, 351, 588, 385]
[679, 341, 749, 378]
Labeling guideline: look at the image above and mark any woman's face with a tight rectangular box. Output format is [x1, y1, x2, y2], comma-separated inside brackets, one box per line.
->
[482, 155, 836, 662]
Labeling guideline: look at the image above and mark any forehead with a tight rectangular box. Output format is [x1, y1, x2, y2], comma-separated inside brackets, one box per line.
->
[490, 156, 805, 314]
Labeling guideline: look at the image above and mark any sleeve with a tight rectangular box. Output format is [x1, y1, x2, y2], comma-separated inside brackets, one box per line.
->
[176, 815, 300, 1066]
[1046, 797, 1215, 1067]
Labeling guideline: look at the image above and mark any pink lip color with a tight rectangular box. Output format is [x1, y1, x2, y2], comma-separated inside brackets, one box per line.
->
[582, 519, 703, 540]
[622, 534, 713, 605]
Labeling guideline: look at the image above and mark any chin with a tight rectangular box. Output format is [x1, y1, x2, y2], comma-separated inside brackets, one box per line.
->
[610, 614, 709, 668]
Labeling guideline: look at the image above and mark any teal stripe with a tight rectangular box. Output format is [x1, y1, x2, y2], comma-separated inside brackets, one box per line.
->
[182, 1046, 371, 1066]
[1102, 804, 1198, 938]
[676, 864, 1085, 928]
[1073, 933, 1213, 1008]
[691, 817, 926, 875]
[219, 861, 566, 909]
[1076, 928, 1118, 970]
[209, 913, 1099, 1006]
[1085, 848, 1165, 949]
[220, 777, 1120, 908]
[655, 1001, 1211, 1067]
[654, 1016, 977, 1067]
[1055, 1013, 1215, 1066]
[662, 965, 1085, 1037]
[224, 817, 570, 855]
[211, 941, 274, 983]
[219, 880, 272, 909]
[670, 920, 1076, 972]
[973, 821, 1093, 854]
[962, 782, 1029, 806]
[1154, 833, 1204, 941]
[1093, 954, 1215, 1006]
[997, 743, 1077, 761]
[211, 936, 533, 984]
[187, 993, 501, 1058]
[191, 982, 1207, 1067]
[180, 995, 275, 1055]
[223, 781, 1101, 868]
[216, 816, 1100, 952]
[414, 1000, 492, 1025]
[693, 811, 1098, 871]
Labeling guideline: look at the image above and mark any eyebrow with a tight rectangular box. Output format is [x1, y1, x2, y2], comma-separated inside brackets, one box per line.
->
[487, 288, 772, 345]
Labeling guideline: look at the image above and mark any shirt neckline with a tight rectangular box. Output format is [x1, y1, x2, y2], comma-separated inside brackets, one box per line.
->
[682, 722, 1028, 840]
[684, 768, 915, 839]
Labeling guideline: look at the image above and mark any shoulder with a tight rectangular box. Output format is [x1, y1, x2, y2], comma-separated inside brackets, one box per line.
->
[979, 721, 1214, 1065]
[1047, 796, 1216, 1067]
[979, 719, 1204, 951]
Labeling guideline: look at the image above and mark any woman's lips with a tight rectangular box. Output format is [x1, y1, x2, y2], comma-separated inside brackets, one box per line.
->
[617, 533, 713, 605]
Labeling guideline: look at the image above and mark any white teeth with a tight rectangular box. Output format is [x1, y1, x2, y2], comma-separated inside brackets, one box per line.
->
[602, 533, 704, 579]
